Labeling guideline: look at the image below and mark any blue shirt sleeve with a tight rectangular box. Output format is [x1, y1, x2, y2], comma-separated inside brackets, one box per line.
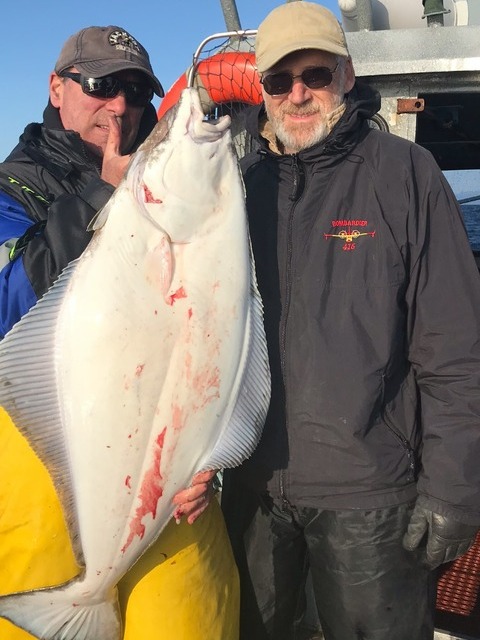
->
[0, 191, 38, 338]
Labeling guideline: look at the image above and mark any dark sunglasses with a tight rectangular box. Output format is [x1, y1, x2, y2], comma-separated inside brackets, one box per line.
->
[260, 63, 339, 96]
[60, 71, 154, 107]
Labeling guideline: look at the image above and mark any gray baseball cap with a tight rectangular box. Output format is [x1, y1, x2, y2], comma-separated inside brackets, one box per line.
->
[55, 26, 164, 97]
[255, 2, 349, 73]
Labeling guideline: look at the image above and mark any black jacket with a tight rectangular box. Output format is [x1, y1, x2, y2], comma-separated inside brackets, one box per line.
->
[230, 82, 480, 524]
[0, 101, 157, 299]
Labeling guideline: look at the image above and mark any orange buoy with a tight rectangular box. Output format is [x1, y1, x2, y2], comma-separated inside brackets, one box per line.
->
[158, 51, 262, 119]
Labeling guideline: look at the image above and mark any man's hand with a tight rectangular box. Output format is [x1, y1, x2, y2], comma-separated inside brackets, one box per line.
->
[172, 470, 218, 525]
[100, 114, 131, 187]
[403, 502, 478, 569]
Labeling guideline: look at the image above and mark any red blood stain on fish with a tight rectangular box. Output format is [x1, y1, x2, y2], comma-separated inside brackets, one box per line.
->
[193, 367, 220, 405]
[135, 364, 145, 377]
[171, 405, 184, 431]
[125, 475, 132, 489]
[143, 184, 163, 204]
[121, 428, 166, 553]
[166, 287, 187, 306]
[182, 352, 221, 409]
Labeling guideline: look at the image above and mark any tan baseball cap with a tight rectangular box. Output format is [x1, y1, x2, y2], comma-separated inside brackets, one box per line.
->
[55, 26, 164, 97]
[255, 2, 349, 73]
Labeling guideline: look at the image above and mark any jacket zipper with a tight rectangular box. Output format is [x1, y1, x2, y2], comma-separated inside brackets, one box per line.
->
[280, 155, 301, 510]
[381, 375, 416, 482]
[385, 424, 416, 482]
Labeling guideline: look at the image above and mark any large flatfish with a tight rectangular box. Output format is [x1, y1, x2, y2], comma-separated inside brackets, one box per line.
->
[0, 87, 270, 640]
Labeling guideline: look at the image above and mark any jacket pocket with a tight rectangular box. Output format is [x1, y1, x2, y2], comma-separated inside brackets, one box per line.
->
[380, 372, 419, 483]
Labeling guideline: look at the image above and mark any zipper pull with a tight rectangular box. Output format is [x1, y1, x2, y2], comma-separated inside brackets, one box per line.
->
[289, 155, 300, 201]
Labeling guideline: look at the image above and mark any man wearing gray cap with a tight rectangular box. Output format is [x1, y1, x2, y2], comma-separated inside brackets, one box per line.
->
[0, 25, 163, 331]
[0, 25, 240, 640]
[222, 2, 480, 639]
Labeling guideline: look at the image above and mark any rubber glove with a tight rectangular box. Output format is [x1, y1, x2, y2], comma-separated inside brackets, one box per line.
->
[403, 502, 478, 569]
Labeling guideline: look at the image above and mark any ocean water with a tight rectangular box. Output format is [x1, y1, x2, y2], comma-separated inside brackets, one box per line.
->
[461, 205, 480, 252]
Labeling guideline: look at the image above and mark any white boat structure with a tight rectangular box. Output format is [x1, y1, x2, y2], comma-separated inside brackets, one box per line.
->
[167, 0, 480, 638]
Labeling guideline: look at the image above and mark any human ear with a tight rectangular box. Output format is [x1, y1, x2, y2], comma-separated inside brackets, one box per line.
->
[49, 72, 63, 108]
[344, 57, 356, 93]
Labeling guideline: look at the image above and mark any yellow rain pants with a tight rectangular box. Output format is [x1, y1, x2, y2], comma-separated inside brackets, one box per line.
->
[0, 408, 239, 640]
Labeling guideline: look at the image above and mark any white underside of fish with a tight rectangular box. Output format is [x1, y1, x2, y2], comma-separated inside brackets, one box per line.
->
[0, 88, 270, 640]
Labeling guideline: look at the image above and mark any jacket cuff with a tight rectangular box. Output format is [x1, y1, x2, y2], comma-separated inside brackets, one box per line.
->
[416, 494, 480, 526]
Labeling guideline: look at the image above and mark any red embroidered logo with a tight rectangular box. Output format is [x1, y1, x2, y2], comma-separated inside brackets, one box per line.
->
[324, 219, 376, 251]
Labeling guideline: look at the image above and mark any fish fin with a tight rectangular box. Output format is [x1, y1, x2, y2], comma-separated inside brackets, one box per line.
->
[87, 201, 111, 231]
[202, 247, 271, 471]
[0, 584, 121, 640]
[0, 259, 83, 565]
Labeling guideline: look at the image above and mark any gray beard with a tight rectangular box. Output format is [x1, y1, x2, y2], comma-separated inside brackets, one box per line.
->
[265, 96, 344, 154]
[272, 117, 330, 153]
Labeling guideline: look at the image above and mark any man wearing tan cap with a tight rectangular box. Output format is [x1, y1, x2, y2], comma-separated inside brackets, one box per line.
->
[0, 25, 239, 640]
[222, 2, 480, 639]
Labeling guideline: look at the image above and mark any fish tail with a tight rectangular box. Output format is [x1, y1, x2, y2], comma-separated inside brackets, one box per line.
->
[0, 584, 121, 640]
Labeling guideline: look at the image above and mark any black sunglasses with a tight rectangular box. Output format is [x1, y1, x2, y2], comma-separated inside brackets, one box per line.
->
[261, 63, 339, 96]
[60, 71, 154, 107]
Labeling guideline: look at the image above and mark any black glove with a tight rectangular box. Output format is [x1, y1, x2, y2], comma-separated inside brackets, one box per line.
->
[402, 502, 478, 570]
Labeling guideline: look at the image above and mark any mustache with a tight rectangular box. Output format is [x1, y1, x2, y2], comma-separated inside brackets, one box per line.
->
[279, 105, 322, 117]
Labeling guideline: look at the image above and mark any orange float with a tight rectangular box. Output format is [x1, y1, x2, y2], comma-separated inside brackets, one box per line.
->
[158, 51, 262, 119]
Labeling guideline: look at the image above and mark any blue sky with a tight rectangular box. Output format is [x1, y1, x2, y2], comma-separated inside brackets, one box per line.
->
[0, 0, 339, 160]
[1, 0, 477, 199]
